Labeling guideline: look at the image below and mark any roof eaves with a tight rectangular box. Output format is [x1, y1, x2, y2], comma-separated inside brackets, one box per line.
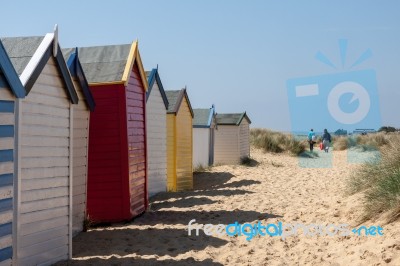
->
[155, 70, 169, 109]
[236, 112, 246, 125]
[146, 69, 156, 102]
[66, 48, 96, 111]
[206, 106, 215, 127]
[20, 33, 54, 93]
[0, 40, 25, 98]
[54, 44, 78, 104]
[122, 41, 148, 91]
[236, 112, 252, 125]
[183, 88, 194, 118]
[173, 89, 185, 114]
[135, 48, 148, 91]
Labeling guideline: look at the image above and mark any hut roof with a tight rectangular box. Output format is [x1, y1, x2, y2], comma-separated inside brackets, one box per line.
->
[146, 68, 168, 109]
[2, 33, 78, 103]
[1, 37, 43, 75]
[64, 42, 148, 90]
[193, 107, 215, 128]
[0, 39, 25, 98]
[165, 89, 194, 117]
[216, 112, 251, 125]
[62, 48, 96, 111]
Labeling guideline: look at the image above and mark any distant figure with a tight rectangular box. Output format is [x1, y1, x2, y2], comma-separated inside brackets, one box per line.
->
[308, 129, 316, 151]
[322, 129, 332, 153]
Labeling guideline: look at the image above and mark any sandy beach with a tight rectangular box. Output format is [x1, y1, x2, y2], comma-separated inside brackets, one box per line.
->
[57, 148, 400, 265]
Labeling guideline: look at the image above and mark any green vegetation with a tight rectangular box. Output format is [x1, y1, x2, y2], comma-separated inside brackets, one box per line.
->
[250, 128, 306, 155]
[333, 132, 392, 151]
[348, 136, 400, 221]
[83, 215, 94, 232]
[378, 126, 397, 133]
[194, 164, 212, 173]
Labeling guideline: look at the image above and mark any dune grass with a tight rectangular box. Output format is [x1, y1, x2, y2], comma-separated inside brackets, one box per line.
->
[194, 164, 212, 173]
[333, 132, 392, 151]
[348, 136, 400, 221]
[250, 128, 306, 155]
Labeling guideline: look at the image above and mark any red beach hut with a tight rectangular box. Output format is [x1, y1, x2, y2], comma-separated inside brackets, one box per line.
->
[66, 41, 148, 222]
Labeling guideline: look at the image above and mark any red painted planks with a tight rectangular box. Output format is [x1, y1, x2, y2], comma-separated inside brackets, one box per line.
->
[87, 84, 127, 221]
[86, 62, 147, 222]
[126, 62, 147, 217]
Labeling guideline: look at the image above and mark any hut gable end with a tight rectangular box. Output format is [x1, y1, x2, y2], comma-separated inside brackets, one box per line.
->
[18, 55, 71, 265]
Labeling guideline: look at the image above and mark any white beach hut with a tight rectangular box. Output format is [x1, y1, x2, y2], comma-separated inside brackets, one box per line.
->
[214, 112, 251, 165]
[146, 68, 168, 197]
[193, 106, 216, 168]
[63, 48, 95, 236]
[2, 28, 78, 265]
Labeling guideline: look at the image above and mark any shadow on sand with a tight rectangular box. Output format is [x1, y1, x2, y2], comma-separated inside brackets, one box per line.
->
[134, 209, 283, 226]
[193, 171, 261, 190]
[58, 168, 279, 265]
[64, 227, 227, 258]
[56, 257, 223, 266]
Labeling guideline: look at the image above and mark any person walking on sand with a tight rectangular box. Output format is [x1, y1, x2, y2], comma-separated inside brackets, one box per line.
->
[322, 128, 332, 153]
[308, 129, 316, 151]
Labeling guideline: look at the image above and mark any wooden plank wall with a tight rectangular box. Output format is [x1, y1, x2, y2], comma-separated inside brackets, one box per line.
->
[71, 79, 89, 236]
[193, 128, 210, 168]
[239, 120, 250, 158]
[146, 81, 167, 197]
[166, 114, 176, 191]
[0, 74, 15, 265]
[87, 85, 123, 222]
[214, 125, 239, 164]
[126, 63, 146, 217]
[17, 57, 70, 265]
[175, 99, 193, 191]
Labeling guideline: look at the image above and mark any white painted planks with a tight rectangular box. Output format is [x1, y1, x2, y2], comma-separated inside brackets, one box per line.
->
[71, 77, 90, 236]
[214, 125, 240, 164]
[193, 128, 210, 168]
[17, 56, 71, 265]
[146, 81, 167, 196]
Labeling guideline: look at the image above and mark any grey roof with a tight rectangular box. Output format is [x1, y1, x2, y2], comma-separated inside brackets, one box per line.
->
[64, 44, 131, 83]
[62, 48, 72, 62]
[145, 71, 151, 80]
[165, 90, 181, 113]
[216, 112, 251, 125]
[1, 37, 44, 75]
[193, 108, 212, 127]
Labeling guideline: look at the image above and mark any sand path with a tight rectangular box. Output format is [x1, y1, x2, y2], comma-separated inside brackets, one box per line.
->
[57, 148, 400, 265]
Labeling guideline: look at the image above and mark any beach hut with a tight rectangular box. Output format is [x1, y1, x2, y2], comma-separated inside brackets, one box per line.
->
[193, 106, 216, 168]
[66, 42, 148, 222]
[63, 48, 95, 236]
[2, 28, 78, 265]
[214, 112, 251, 165]
[165, 89, 194, 192]
[0, 40, 25, 265]
[146, 68, 168, 197]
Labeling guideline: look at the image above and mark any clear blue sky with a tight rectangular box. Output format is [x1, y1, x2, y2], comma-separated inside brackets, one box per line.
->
[2, 1, 400, 131]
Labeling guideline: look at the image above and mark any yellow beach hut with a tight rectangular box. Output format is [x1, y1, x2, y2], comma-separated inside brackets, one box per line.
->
[165, 89, 194, 191]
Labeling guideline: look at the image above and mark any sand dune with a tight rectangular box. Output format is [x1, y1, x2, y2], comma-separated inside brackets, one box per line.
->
[56, 148, 400, 265]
